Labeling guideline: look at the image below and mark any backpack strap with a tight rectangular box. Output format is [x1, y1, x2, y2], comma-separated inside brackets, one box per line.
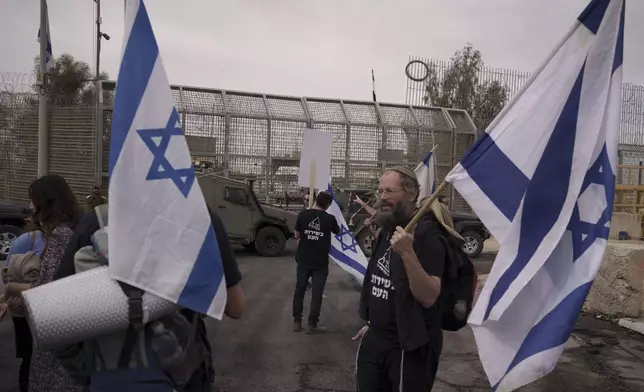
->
[117, 283, 145, 368]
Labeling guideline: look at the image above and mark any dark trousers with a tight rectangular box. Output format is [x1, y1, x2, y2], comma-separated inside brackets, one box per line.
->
[18, 356, 31, 392]
[12, 317, 33, 392]
[292, 265, 329, 325]
[355, 329, 442, 392]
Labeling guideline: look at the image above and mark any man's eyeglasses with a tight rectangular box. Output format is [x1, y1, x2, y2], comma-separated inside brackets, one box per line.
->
[377, 188, 403, 197]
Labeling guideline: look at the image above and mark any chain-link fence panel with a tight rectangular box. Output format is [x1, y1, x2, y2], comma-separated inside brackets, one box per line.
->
[405, 56, 644, 173]
[91, 83, 476, 212]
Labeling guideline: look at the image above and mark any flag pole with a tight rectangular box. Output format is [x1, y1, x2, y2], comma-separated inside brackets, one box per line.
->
[37, 0, 49, 177]
[431, 144, 439, 194]
[371, 69, 377, 102]
[405, 180, 448, 232]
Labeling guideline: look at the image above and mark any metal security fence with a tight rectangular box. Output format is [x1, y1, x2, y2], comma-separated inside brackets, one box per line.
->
[99, 81, 477, 212]
[0, 72, 97, 204]
[405, 56, 644, 179]
[1, 72, 477, 211]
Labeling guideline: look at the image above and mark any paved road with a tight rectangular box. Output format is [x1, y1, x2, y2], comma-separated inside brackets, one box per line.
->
[1, 243, 643, 391]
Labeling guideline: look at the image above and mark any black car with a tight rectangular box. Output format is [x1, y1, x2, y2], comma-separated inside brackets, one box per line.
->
[350, 209, 490, 259]
[450, 211, 491, 258]
[0, 200, 30, 261]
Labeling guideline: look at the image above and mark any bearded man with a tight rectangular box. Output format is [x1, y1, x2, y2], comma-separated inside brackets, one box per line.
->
[352, 166, 454, 392]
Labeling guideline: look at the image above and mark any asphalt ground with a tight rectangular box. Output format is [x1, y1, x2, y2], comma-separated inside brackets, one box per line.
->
[1, 242, 643, 391]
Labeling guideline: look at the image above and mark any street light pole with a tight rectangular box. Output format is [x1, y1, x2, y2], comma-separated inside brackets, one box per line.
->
[94, 0, 103, 185]
[95, 0, 101, 82]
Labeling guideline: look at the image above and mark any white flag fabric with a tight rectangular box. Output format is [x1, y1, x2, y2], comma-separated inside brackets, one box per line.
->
[415, 149, 436, 203]
[325, 185, 368, 284]
[108, 0, 227, 319]
[37, 0, 53, 71]
[445, 0, 624, 390]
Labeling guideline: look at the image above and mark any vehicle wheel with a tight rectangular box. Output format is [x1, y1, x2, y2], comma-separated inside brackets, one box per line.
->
[255, 226, 286, 257]
[461, 230, 484, 258]
[356, 230, 375, 258]
[0, 225, 24, 261]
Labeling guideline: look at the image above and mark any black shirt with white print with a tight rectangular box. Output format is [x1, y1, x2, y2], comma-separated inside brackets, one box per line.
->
[367, 231, 398, 339]
[294, 208, 340, 270]
[365, 221, 447, 346]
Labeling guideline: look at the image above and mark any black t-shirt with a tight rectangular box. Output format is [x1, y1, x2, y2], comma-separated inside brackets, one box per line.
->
[55, 210, 242, 288]
[294, 208, 339, 269]
[366, 231, 398, 337]
[366, 225, 447, 343]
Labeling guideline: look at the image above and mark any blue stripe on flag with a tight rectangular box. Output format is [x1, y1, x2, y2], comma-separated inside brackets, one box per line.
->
[330, 245, 367, 275]
[422, 151, 433, 166]
[494, 281, 593, 389]
[177, 226, 225, 313]
[109, 2, 159, 176]
[460, 133, 529, 222]
[485, 63, 586, 320]
[612, 2, 625, 73]
[578, 0, 610, 34]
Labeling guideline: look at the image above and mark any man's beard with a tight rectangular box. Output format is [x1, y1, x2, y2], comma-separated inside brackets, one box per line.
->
[374, 200, 417, 231]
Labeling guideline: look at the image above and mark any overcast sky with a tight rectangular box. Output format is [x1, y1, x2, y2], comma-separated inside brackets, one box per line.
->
[1, 0, 642, 103]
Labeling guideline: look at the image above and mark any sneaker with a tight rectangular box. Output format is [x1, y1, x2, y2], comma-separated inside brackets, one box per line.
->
[306, 324, 327, 334]
[293, 320, 303, 332]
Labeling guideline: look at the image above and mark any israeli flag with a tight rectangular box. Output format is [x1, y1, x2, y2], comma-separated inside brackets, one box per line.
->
[108, 0, 226, 319]
[445, 0, 624, 390]
[415, 148, 437, 202]
[325, 184, 368, 284]
[37, 0, 53, 71]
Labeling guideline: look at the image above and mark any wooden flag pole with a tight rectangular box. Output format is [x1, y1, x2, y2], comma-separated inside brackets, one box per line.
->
[404, 180, 448, 233]
[308, 161, 316, 209]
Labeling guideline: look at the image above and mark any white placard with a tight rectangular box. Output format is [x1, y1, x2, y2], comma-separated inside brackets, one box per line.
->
[298, 129, 333, 191]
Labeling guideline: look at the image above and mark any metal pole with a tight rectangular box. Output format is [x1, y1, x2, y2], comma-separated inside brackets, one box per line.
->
[95, 0, 101, 186]
[37, 0, 48, 177]
[96, 0, 101, 82]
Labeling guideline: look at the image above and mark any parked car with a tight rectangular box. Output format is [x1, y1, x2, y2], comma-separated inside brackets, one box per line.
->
[450, 211, 491, 258]
[0, 200, 30, 261]
[350, 209, 490, 259]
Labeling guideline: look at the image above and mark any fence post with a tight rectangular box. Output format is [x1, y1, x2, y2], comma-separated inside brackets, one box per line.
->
[339, 100, 351, 188]
[95, 80, 104, 186]
[262, 94, 272, 203]
[221, 90, 231, 174]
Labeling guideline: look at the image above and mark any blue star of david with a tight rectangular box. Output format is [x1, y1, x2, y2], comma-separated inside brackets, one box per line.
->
[137, 109, 195, 198]
[567, 145, 615, 261]
[335, 224, 359, 253]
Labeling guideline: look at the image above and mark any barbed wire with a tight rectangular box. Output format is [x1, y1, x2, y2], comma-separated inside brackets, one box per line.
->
[0, 72, 38, 95]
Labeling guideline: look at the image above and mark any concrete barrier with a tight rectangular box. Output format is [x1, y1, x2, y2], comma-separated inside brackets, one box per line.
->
[609, 212, 643, 240]
[584, 240, 644, 319]
[475, 241, 644, 320]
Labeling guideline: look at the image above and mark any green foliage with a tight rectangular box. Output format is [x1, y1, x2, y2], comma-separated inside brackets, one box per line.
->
[34, 53, 109, 106]
[424, 44, 509, 132]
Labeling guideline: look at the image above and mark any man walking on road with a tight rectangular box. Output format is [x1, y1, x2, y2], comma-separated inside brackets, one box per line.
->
[352, 166, 450, 391]
[292, 191, 339, 334]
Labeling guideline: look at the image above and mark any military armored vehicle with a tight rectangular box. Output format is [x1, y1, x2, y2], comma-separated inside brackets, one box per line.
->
[198, 175, 298, 257]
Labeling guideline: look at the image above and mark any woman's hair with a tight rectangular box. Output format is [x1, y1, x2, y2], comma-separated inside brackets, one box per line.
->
[28, 174, 81, 235]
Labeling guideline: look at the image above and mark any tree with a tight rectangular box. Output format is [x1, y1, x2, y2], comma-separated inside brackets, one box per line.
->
[33, 53, 109, 106]
[423, 44, 508, 132]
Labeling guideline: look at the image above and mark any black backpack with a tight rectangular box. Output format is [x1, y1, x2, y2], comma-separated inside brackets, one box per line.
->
[437, 236, 478, 332]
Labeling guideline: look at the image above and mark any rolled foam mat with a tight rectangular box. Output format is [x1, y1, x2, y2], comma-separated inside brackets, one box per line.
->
[23, 266, 178, 350]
